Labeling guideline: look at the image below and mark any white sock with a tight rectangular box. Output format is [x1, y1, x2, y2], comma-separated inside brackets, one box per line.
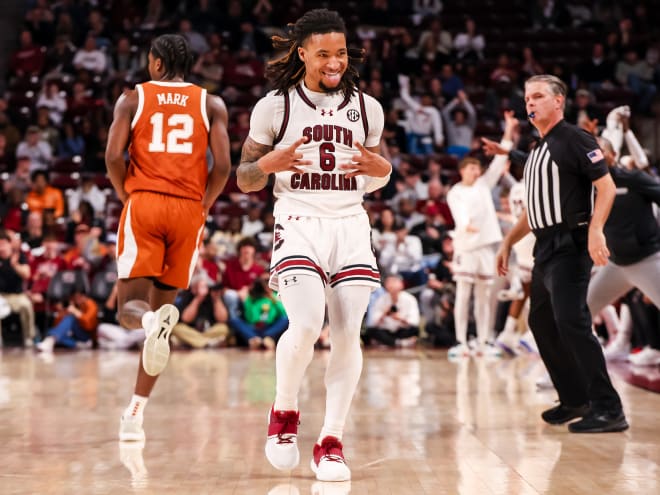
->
[454, 280, 472, 345]
[503, 315, 518, 336]
[509, 274, 522, 294]
[125, 394, 148, 418]
[474, 282, 492, 345]
[274, 275, 326, 411]
[319, 285, 371, 444]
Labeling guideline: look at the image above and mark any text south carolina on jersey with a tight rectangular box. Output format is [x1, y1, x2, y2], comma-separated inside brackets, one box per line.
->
[290, 171, 358, 191]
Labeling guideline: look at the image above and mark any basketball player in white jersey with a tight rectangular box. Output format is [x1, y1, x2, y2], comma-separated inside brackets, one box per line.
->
[446, 127, 511, 358]
[488, 112, 538, 355]
[236, 9, 391, 482]
[496, 181, 538, 352]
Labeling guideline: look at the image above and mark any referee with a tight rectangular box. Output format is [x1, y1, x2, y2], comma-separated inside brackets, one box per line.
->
[493, 75, 628, 433]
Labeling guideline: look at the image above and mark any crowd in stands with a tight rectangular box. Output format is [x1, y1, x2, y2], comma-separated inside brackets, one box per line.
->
[0, 1, 659, 366]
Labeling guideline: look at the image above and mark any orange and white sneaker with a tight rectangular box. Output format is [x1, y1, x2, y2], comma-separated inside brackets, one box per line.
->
[310, 436, 351, 482]
[265, 406, 300, 470]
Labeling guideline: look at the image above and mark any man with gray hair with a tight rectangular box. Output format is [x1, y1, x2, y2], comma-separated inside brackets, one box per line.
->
[494, 74, 627, 433]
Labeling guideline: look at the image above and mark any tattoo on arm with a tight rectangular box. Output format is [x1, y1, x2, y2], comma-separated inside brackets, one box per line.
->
[237, 137, 273, 192]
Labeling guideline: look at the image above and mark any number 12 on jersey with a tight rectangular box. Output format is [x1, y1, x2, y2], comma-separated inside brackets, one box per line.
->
[148, 112, 194, 154]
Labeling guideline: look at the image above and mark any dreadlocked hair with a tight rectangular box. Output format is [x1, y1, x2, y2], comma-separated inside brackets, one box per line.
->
[265, 9, 364, 99]
[150, 34, 194, 80]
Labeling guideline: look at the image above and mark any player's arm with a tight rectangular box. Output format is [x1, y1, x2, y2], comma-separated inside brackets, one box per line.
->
[236, 137, 273, 193]
[203, 95, 231, 211]
[496, 211, 532, 276]
[237, 136, 313, 193]
[105, 91, 136, 204]
[589, 173, 616, 266]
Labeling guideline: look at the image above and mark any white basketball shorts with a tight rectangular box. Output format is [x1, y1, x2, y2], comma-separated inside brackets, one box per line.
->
[269, 212, 381, 292]
[452, 244, 497, 284]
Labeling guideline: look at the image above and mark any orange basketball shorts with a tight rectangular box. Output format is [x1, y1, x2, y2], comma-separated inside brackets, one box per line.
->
[116, 191, 205, 289]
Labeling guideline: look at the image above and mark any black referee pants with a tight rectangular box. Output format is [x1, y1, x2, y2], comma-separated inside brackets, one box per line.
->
[529, 229, 622, 412]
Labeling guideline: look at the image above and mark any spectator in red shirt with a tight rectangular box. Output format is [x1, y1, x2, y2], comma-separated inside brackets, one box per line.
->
[1, 188, 26, 232]
[222, 46, 264, 92]
[9, 29, 45, 79]
[222, 237, 265, 319]
[27, 233, 67, 333]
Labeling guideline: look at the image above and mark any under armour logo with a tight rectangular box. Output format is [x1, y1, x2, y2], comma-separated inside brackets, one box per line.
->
[158, 326, 167, 339]
[320, 109, 333, 117]
[283, 276, 299, 287]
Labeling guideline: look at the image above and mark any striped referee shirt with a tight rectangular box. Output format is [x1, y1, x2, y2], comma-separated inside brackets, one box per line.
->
[521, 120, 609, 233]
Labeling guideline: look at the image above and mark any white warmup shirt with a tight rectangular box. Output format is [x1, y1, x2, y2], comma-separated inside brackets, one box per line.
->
[447, 142, 511, 252]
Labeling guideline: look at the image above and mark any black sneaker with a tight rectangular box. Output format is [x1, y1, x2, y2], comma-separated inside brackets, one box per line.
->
[568, 410, 629, 433]
[541, 403, 590, 425]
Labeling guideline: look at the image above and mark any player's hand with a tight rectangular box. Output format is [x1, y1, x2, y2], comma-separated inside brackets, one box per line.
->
[619, 113, 630, 132]
[496, 242, 512, 276]
[340, 142, 391, 178]
[481, 137, 508, 156]
[258, 137, 312, 174]
[588, 227, 610, 266]
[503, 110, 518, 132]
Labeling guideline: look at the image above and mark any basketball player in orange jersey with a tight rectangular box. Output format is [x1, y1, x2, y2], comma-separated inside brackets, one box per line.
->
[237, 9, 391, 482]
[105, 34, 231, 442]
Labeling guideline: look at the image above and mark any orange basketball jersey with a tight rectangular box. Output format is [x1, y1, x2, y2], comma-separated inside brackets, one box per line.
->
[126, 81, 209, 200]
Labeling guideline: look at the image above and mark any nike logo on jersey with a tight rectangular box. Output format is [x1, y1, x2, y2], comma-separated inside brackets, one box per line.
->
[157, 93, 189, 107]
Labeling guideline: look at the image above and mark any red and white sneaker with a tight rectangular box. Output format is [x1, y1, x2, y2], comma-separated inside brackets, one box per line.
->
[310, 436, 351, 482]
[265, 406, 300, 470]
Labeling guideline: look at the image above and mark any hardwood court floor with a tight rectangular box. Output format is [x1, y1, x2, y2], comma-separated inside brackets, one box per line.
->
[0, 347, 658, 495]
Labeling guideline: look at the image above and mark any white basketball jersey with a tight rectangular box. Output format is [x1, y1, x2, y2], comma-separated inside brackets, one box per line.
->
[248, 83, 386, 218]
[509, 182, 527, 219]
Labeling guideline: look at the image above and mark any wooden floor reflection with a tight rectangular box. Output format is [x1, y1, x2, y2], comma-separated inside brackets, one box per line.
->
[0, 348, 658, 495]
